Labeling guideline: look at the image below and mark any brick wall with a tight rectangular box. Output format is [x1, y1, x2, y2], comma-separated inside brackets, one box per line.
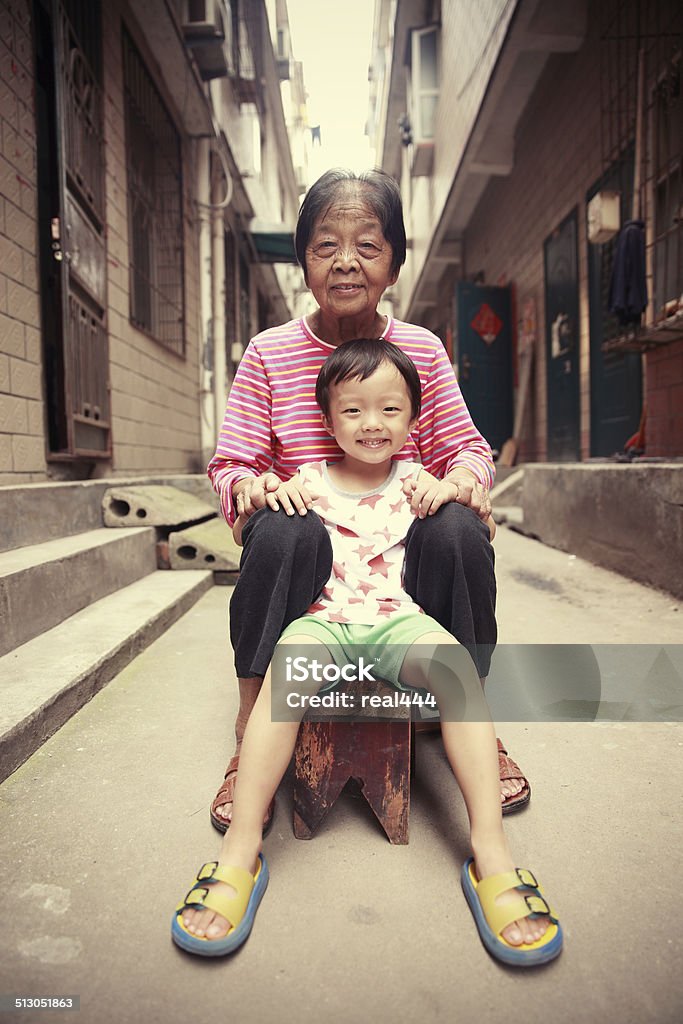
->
[646, 341, 683, 458]
[0, 0, 44, 483]
[464, 13, 605, 462]
[101, 2, 202, 476]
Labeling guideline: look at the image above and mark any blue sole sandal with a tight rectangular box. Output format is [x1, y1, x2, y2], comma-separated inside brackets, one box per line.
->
[172, 855, 269, 957]
[461, 857, 563, 967]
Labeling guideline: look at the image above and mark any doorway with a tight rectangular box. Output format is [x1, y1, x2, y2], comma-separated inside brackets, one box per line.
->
[33, 0, 110, 462]
[455, 282, 513, 453]
[544, 209, 580, 461]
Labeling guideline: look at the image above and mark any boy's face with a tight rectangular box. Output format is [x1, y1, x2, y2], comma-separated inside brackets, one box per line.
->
[322, 362, 417, 465]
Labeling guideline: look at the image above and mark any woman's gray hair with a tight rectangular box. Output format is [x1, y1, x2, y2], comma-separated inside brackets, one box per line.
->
[295, 168, 407, 281]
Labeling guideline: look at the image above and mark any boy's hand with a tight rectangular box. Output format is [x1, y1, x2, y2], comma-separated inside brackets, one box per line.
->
[267, 475, 318, 516]
[403, 470, 459, 518]
[403, 469, 493, 522]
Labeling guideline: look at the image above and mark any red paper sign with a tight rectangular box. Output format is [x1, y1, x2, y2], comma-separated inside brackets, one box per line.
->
[471, 303, 502, 345]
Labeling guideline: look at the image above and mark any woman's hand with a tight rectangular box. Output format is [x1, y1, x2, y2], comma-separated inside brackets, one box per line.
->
[233, 473, 282, 517]
[233, 472, 316, 519]
[403, 468, 492, 522]
[444, 468, 493, 521]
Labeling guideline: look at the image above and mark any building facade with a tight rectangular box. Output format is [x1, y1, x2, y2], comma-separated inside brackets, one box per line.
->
[370, 0, 683, 461]
[0, 0, 307, 484]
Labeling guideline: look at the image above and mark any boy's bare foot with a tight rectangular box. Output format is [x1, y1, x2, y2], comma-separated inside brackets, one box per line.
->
[182, 836, 262, 940]
[471, 835, 550, 946]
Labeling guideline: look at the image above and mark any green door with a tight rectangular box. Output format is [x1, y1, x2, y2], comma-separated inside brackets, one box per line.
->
[455, 283, 513, 454]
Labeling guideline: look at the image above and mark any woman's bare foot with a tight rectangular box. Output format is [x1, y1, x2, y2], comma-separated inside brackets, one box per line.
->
[471, 834, 550, 946]
[182, 832, 262, 940]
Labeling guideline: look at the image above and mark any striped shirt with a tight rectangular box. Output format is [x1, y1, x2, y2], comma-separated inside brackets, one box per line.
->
[207, 316, 494, 524]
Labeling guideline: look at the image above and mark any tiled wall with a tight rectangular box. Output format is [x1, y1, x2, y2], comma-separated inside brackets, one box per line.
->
[0, 0, 44, 482]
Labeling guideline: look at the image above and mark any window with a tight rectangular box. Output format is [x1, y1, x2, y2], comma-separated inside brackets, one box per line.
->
[122, 29, 185, 354]
[653, 55, 682, 318]
[411, 25, 439, 142]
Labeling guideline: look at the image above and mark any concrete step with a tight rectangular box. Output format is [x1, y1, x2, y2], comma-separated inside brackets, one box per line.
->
[0, 569, 214, 782]
[0, 474, 218, 553]
[0, 528, 157, 656]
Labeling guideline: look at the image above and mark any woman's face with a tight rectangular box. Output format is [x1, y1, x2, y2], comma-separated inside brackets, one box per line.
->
[305, 189, 398, 322]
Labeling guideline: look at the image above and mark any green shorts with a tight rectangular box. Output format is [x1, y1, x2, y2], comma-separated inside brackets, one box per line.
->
[279, 610, 450, 690]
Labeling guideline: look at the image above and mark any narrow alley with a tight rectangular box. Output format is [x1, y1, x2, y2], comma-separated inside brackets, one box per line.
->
[0, 524, 680, 1024]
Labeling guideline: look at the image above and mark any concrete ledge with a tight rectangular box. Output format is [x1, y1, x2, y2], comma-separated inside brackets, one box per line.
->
[0, 569, 213, 783]
[102, 485, 216, 528]
[0, 528, 157, 655]
[169, 517, 241, 570]
[522, 464, 683, 598]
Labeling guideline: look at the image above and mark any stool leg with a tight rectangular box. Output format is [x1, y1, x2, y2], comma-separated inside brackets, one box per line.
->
[294, 720, 411, 844]
[294, 721, 351, 839]
[356, 721, 410, 845]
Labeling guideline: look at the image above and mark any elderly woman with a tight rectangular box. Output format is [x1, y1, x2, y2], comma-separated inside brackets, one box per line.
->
[207, 169, 529, 832]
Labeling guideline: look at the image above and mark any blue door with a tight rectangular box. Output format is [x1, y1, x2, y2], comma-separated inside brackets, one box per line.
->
[455, 282, 513, 454]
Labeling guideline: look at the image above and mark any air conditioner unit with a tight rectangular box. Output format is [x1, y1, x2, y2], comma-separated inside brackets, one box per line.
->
[181, 0, 227, 41]
[587, 190, 620, 244]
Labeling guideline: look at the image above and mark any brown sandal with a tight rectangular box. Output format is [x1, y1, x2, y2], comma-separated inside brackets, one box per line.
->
[497, 738, 531, 815]
[210, 754, 275, 835]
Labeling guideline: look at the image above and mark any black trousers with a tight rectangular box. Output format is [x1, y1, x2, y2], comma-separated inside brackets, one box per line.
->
[230, 502, 497, 680]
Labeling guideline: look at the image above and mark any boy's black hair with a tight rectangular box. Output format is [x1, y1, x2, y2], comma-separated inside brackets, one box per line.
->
[315, 339, 421, 420]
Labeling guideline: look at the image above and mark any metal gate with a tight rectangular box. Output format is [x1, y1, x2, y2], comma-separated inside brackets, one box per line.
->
[35, 0, 110, 460]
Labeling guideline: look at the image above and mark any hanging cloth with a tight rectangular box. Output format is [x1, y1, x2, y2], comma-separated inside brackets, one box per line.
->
[608, 219, 648, 325]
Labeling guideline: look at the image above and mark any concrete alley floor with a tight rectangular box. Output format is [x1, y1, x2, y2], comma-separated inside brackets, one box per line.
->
[0, 526, 682, 1024]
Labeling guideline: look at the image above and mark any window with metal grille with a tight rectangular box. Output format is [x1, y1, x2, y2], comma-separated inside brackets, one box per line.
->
[122, 28, 185, 355]
[653, 54, 682, 317]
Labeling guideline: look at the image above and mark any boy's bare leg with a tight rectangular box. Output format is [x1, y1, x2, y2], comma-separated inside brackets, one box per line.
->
[185, 636, 331, 940]
[401, 634, 549, 947]
[212, 676, 262, 826]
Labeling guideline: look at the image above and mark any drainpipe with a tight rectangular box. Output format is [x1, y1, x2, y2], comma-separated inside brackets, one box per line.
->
[197, 137, 215, 466]
[211, 154, 227, 444]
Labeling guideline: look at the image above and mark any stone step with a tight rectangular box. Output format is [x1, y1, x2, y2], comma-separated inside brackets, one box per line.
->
[102, 484, 217, 528]
[0, 569, 213, 782]
[0, 474, 217, 553]
[0, 528, 157, 657]
[168, 516, 241, 570]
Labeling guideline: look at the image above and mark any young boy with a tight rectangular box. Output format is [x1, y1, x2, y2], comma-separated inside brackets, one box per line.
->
[172, 340, 562, 966]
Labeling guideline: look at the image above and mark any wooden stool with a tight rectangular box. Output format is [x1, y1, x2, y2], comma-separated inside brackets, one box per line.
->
[293, 679, 413, 845]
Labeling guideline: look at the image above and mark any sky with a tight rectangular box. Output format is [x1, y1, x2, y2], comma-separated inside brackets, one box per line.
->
[286, 0, 376, 178]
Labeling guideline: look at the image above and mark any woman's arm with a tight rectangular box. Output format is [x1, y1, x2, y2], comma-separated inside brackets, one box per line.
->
[207, 341, 275, 526]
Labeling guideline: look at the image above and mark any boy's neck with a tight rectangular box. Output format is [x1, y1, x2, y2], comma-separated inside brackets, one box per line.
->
[327, 456, 393, 493]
